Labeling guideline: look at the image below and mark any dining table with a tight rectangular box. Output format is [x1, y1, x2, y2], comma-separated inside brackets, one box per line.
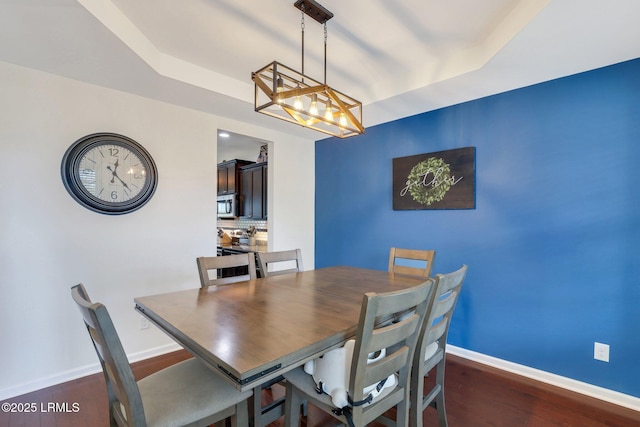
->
[134, 265, 426, 392]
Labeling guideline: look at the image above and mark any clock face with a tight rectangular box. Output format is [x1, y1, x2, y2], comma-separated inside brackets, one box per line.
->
[61, 133, 158, 215]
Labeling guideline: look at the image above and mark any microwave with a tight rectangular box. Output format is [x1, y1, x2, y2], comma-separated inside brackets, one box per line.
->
[217, 194, 238, 218]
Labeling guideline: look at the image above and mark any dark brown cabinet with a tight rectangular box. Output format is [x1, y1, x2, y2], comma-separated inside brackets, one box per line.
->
[217, 160, 252, 195]
[240, 162, 268, 219]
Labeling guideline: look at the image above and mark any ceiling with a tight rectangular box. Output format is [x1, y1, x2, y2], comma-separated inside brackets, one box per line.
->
[218, 129, 269, 163]
[1, 0, 639, 140]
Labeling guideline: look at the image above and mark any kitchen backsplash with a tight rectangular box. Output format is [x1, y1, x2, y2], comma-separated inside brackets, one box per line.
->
[218, 218, 268, 241]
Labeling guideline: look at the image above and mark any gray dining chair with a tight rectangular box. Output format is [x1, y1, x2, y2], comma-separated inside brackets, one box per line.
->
[196, 253, 256, 287]
[71, 283, 251, 427]
[388, 247, 436, 278]
[410, 265, 468, 427]
[256, 249, 303, 277]
[196, 254, 285, 427]
[282, 279, 434, 427]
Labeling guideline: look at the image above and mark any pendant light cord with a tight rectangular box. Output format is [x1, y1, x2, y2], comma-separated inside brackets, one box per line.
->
[301, 3, 305, 79]
[300, 2, 328, 85]
[324, 21, 327, 85]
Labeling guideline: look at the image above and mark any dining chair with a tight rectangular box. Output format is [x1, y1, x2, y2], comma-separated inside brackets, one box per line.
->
[282, 279, 433, 427]
[196, 253, 256, 287]
[197, 254, 285, 427]
[254, 248, 305, 424]
[388, 247, 436, 278]
[256, 249, 303, 277]
[71, 283, 252, 427]
[410, 265, 468, 427]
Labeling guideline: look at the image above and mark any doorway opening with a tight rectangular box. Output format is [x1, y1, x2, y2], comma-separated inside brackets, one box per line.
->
[217, 129, 271, 249]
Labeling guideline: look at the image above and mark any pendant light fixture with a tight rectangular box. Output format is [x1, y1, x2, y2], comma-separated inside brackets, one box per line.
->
[252, 0, 364, 138]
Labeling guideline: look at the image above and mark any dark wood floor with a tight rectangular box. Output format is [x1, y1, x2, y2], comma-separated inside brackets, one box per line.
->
[1, 350, 638, 427]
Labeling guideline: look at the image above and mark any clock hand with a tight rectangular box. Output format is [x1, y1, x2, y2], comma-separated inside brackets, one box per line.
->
[110, 159, 120, 183]
[106, 164, 131, 190]
[107, 165, 116, 183]
[114, 173, 131, 190]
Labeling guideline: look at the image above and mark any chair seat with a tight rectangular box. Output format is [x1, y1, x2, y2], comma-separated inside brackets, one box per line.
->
[284, 366, 399, 410]
[424, 342, 438, 361]
[137, 358, 252, 427]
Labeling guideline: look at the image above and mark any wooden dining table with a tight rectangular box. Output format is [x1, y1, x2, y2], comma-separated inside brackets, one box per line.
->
[134, 266, 426, 392]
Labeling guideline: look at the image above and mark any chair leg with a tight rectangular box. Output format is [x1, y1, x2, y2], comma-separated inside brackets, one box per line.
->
[396, 396, 411, 427]
[230, 399, 250, 427]
[409, 366, 424, 427]
[251, 386, 262, 427]
[435, 362, 448, 427]
[284, 381, 303, 427]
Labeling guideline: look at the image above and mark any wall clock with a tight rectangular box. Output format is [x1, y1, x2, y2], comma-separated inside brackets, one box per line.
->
[61, 133, 158, 215]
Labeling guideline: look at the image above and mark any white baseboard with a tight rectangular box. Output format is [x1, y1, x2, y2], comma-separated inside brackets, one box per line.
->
[447, 345, 640, 412]
[0, 343, 181, 401]
[3, 342, 639, 414]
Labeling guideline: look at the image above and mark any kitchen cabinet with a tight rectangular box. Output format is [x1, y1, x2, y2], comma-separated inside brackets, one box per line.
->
[240, 162, 268, 219]
[217, 159, 252, 195]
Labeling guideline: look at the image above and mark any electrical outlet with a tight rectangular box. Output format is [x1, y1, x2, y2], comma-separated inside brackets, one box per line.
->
[594, 342, 609, 362]
[139, 316, 150, 330]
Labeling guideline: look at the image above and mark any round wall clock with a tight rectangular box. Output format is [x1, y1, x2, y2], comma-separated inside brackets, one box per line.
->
[61, 133, 158, 215]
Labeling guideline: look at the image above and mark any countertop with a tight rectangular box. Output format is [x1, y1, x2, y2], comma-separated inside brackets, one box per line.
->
[217, 243, 269, 253]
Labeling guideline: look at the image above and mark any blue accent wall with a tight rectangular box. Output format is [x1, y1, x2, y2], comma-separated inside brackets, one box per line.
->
[315, 58, 640, 397]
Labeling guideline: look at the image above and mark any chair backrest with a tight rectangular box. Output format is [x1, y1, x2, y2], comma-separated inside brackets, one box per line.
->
[348, 279, 433, 423]
[388, 247, 436, 278]
[416, 265, 467, 368]
[71, 284, 144, 426]
[197, 254, 257, 287]
[256, 249, 303, 277]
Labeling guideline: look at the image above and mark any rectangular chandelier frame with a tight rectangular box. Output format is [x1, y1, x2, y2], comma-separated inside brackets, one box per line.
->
[252, 61, 364, 138]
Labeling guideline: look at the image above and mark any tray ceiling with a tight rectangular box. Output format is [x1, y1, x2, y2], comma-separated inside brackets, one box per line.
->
[1, 0, 639, 138]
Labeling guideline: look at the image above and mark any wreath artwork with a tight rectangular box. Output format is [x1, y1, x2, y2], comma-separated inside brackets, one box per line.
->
[405, 157, 453, 206]
[393, 147, 475, 210]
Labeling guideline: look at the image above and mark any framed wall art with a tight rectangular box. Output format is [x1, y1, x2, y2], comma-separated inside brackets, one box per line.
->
[392, 147, 475, 210]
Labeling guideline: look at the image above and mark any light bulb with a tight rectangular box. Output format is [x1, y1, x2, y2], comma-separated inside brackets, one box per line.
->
[339, 112, 348, 127]
[293, 86, 303, 110]
[309, 94, 318, 116]
[324, 101, 333, 121]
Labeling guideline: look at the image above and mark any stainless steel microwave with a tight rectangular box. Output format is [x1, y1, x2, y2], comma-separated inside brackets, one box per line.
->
[217, 194, 237, 218]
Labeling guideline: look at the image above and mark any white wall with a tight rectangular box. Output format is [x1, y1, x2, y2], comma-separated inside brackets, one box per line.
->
[0, 60, 315, 399]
